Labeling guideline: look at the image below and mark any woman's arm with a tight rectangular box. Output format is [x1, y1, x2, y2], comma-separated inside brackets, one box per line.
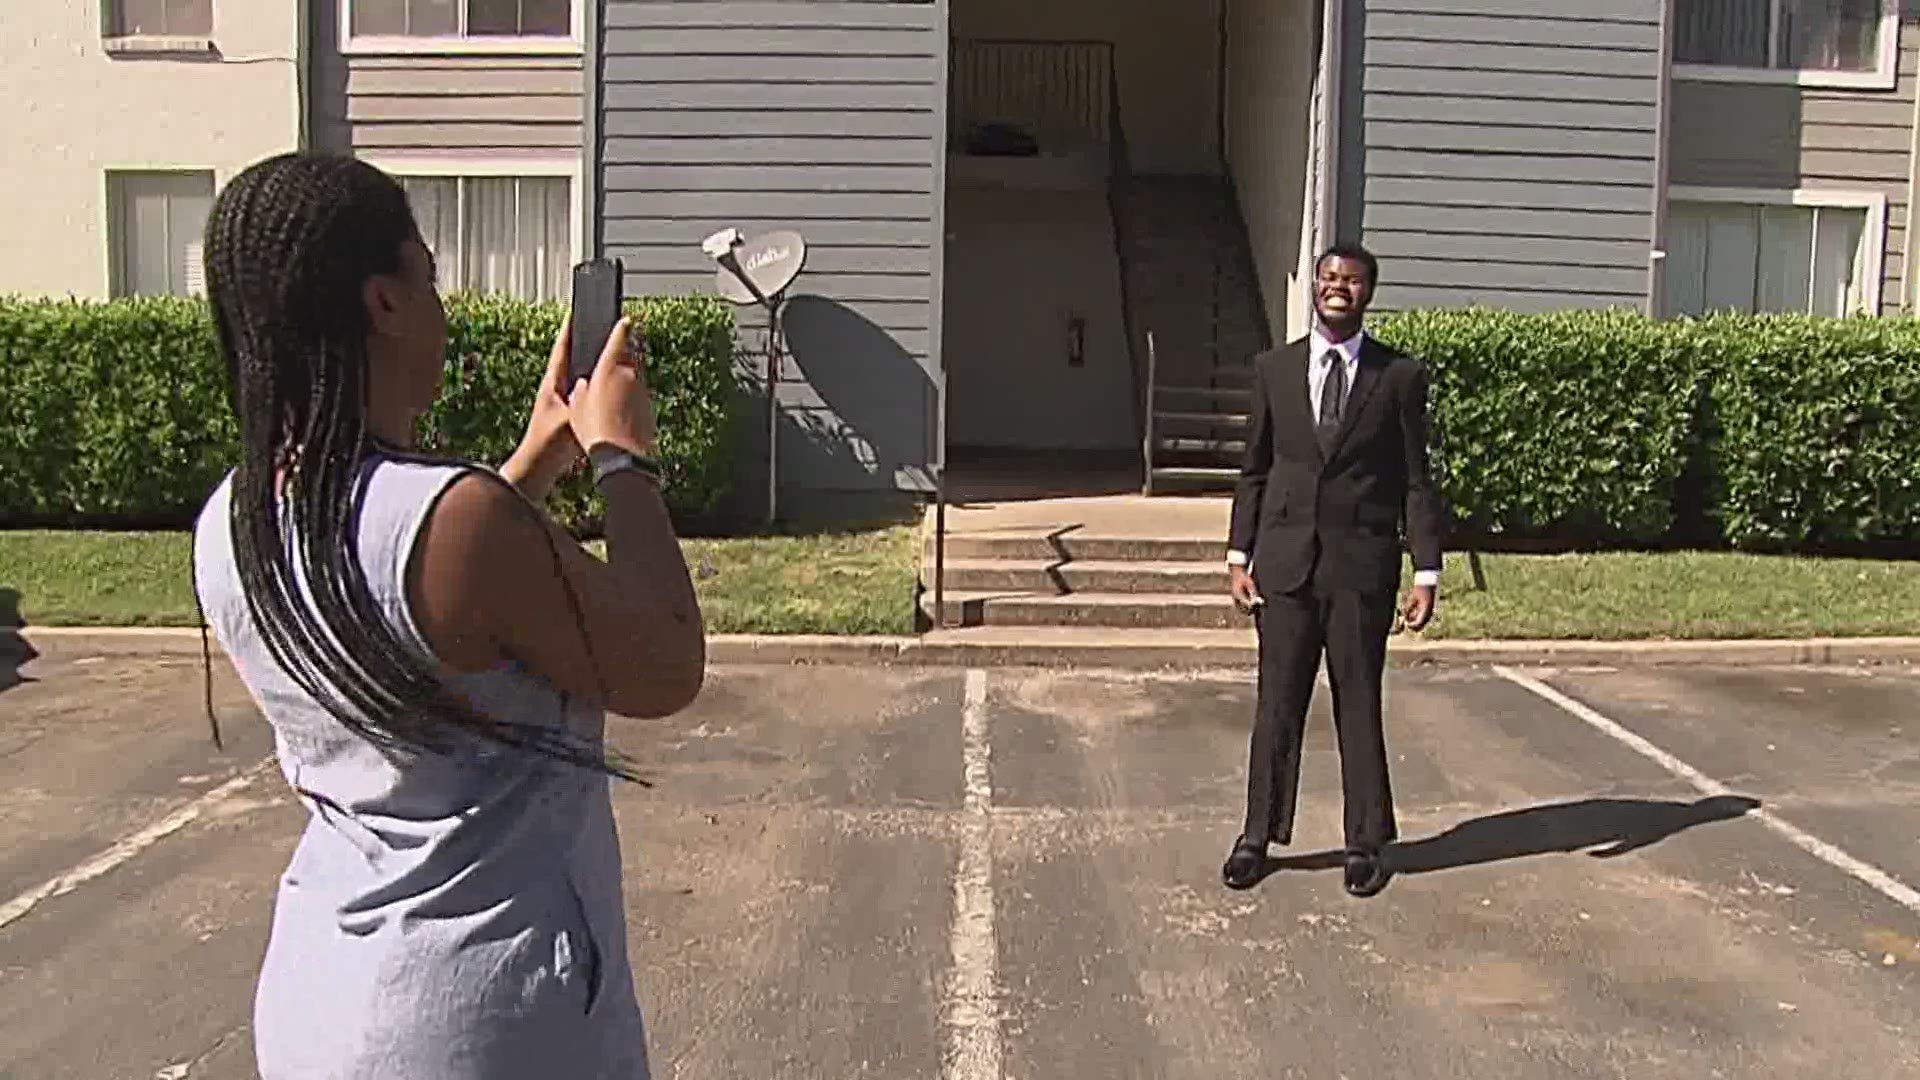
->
[407, 318, 705, 719]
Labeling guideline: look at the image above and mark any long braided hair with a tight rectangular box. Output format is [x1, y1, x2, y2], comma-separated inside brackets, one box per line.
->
[201, 152, 636, 782]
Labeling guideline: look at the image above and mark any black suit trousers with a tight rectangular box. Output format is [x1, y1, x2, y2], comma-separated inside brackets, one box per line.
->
[1244, 560, 1399, 853]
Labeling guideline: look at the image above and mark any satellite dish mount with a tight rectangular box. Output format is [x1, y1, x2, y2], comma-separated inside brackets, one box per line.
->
[702, 227, 806, 524]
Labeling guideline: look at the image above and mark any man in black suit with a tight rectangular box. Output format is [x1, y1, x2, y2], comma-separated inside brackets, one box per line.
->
[1221, 244, 1443, 897]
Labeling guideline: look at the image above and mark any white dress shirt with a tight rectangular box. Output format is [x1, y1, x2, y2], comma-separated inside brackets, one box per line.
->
[1228, 323, 1441, 588]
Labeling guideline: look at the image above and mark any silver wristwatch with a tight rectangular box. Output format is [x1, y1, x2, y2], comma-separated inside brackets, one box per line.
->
[588, 442, 662, 487]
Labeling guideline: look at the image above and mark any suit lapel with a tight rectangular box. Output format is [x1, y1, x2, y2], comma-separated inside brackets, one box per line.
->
[1326, 336, 1386, 464]
[1273, 341, 1321, 466]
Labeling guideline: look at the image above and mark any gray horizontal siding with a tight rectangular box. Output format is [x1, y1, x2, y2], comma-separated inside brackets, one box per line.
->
[598, 0, 944, 505]
[1340, 0, 1662, 313]
[601, 81, 941, 110]
[309, 3, 583, 157]
[603, 165, 934, 193]
[1667, 20, 1918, 313]
[604, 218, 936, 248]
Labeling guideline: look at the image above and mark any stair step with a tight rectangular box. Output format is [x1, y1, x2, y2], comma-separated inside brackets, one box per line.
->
[1156, 436, 1246, 455]
[925, 591, 1246, 630]
[937, 558, 1225, 595]
[1153, 410, 1249, 427]
[1154, 385, 1250, 401]
[924, 533, 1226, 563]
[1145, 467, 1239, 489]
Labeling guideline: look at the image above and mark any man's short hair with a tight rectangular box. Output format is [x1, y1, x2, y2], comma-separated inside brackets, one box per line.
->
[1316, 243, 1379, 288]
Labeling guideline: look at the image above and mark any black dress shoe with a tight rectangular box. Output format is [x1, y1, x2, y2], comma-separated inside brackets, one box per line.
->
[1222, 837, 1267, 890]
[1344, 849, 1390, 898]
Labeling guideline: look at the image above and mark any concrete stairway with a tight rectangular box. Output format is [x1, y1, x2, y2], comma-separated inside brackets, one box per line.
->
[921, 497, 1251, 632]
[1112, 175, 1270, 494]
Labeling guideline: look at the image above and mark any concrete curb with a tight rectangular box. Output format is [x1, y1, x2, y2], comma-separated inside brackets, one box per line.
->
[13, 626, 1920, 670]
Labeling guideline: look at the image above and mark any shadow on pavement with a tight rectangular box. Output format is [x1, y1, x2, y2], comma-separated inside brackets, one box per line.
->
[1264, 794, 1763, 880]
[1, 586, 35, 694]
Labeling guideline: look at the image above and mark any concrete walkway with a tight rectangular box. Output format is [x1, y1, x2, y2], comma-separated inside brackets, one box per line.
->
[19, 624, 1920, 672]
[929, 493, 1230, 541]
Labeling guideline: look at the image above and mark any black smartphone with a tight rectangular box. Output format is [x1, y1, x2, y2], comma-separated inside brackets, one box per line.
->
[568, 257, 624, 389]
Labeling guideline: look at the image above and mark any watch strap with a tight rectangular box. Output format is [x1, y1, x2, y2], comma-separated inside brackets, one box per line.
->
[588, 443, 661, 486]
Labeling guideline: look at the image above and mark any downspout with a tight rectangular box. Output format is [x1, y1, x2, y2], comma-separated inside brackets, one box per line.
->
[581, 0, 604, 259]
[295, 0, 311, 150]
[1907, 29, 1920, 312]
[1647, 0, 1675, 317]
[1315, 0, 1344, 252]
[1216, 0, 1230, 175]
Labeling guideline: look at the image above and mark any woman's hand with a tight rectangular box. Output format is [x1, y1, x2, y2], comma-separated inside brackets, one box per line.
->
[499, 317, 584, 502]
[567, 316, 658, 456]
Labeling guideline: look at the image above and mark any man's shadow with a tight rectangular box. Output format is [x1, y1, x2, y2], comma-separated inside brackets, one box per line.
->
[0, 587, 35, 694]
[1258, 794, 1762, 881]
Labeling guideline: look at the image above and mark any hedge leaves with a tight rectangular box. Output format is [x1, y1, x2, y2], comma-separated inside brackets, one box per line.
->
[0, 294, 736, 530]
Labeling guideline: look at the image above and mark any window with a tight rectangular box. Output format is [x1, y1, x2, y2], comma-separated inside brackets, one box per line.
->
[345, 0, 573, 48]
[1675, 0, 1897, 85]
[107, 0, 213, 37]
[1663, 190, 1884, 318]
[398, 174, 572, 300]
[107, 171, 215, 298]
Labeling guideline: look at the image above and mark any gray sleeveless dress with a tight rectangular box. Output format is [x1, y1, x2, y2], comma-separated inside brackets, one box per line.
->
[193, 454, 651, 1079]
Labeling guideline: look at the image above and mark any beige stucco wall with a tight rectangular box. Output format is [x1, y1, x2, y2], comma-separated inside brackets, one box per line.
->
[0, 0, 301, 298]
[1224, 0, 1317, 343]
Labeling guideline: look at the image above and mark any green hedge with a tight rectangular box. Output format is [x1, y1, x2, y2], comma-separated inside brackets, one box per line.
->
[423, 294, 738, 528]
[1690, 314, 1920, 548]
[1372, 309, 1704, 542]
[0, 294, 736, 530]
[1372, 308, 1920, 550]
[6, 297, 1918, 551]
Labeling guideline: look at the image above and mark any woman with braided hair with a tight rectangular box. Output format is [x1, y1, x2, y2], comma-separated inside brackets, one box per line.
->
[191, 151, 702, 1077]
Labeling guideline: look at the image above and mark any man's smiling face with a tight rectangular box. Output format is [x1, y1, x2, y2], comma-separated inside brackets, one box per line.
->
[1314, 254, 1374, 325]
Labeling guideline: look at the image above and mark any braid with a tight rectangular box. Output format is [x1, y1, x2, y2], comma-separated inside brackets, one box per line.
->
[203, 153, 638, 782]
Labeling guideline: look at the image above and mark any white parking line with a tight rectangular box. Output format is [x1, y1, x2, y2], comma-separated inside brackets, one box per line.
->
[1494, 666, 1920, 916]
[0, 759, 275, 931]
[943, 669, 1003, 1080]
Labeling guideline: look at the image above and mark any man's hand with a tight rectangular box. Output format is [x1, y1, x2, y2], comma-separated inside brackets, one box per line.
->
[1228, 566, 1261, 615]
[1401, 584, 1437, 633]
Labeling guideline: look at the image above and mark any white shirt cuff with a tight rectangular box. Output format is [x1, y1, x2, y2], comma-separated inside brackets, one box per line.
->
[1230, 550, 1434, 586]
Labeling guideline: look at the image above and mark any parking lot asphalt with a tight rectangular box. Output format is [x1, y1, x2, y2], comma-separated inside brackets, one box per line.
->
[1, 639, 1916, 1079]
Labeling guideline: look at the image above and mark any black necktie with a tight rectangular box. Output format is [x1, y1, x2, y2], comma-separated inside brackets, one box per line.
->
[1316, 353, 1346, 454]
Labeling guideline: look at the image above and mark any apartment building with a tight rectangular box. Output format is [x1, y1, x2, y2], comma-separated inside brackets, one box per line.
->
[307, 0, 589, 303]
[1, 0, 302, 298]
[580, 0, 1920, 511]
[12, 2, 1913, 514]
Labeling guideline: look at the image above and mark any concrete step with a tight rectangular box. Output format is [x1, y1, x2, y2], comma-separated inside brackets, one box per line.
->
[926, 590, 1245, 630]
[925, 532, 1227, 563]
[916, 625, 1259, 669]
[1146, 466, 1238, 491]
[1155, 435, 1246, 456]
[1153, 410, 1249, 428]
[1154, 385, 1251, 405]
[939, 558, 1225, 595]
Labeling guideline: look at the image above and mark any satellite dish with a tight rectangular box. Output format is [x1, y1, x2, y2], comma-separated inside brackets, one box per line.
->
[714, 230, 806, 306]
[699, 224, 808, 527]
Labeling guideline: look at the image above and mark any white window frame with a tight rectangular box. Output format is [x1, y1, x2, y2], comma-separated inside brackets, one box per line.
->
[104, 168, 219, 299]
[364, 156, 586, 298]
[101, 0, 217, 54]
[339, 0, 583, 57]
[1673, 0, 1900, 90]
[1665, 185, 1888, 315]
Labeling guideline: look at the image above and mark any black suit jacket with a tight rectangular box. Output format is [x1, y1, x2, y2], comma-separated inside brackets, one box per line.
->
[1228, 335, 1444, 597]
